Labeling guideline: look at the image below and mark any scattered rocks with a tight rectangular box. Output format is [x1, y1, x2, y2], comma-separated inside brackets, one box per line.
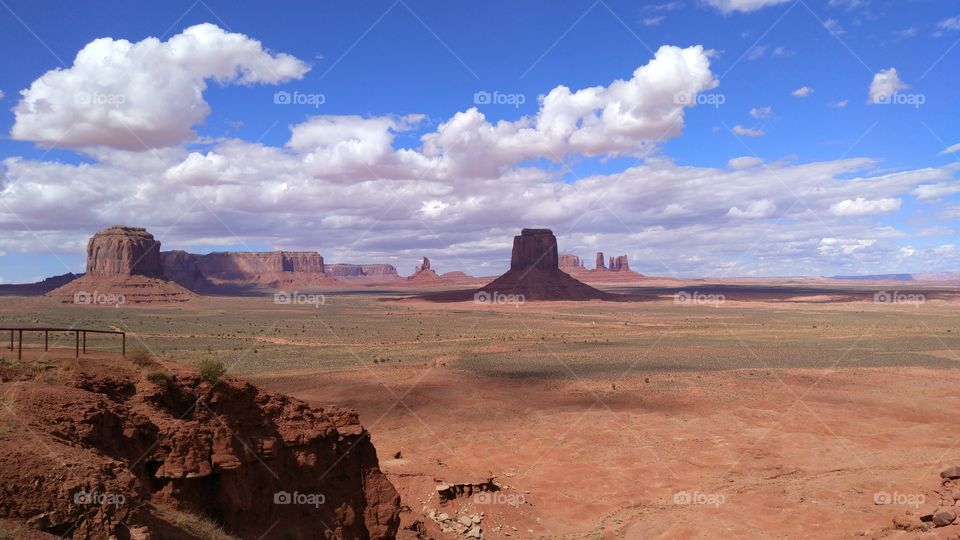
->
[934, 509, 958, 527]
[942, 467, 960, 480]
[426, 508, 484, 539]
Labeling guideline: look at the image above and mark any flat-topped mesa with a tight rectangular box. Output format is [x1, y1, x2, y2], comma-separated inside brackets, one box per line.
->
[511, 228, 559, 272]
[559, 253, 584, 269]
[196, 251, 325, 278]
[87, 225, 164, 277]
[325, 263, 399, 279]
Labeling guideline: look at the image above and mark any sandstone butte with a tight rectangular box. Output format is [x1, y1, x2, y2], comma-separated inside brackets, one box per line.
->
[48, 226, 194, 304]
[477, 228, 610, 301]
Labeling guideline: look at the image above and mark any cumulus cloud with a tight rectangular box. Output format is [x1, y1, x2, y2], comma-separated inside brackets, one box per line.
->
[830, 99, 849, 108]
[828, 197, 900, 216]
[792, 86, 814, 97]
[868, 68, 908, 104]
[728, 156, 763, 169]
[732, 125, 764, 137]
[727, 199, 776, 219]
[939, 16, 960, 31]
[749, 106, 772, 118]
[704, 0, 790, 14]
[11, 23, 309, 150]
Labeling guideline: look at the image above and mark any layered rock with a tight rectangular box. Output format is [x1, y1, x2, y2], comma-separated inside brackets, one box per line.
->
[477, 229, 609, 301]
[0, 356, 401, 539]
[86, 225, 164, 277]
[609, 255, 630, 272]
[596, 252, 605, 271]
[559, 254, 585, 270]
[161, 251, 336, 291]
[325, 263, 400, 279]
[49, 226, 193, 304]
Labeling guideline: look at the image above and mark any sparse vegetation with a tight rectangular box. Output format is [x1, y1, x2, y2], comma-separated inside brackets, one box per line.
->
[197, 357, 226, 384]
[126, 345, 154, 367]
[146, 369, 174, 389]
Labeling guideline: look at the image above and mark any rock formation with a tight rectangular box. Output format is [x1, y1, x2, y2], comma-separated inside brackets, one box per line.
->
[409, 256, 439, 280]
[161, 250, 336, 292]
[0, 356, 400, 539]
[477, 229, 609, 301]
[48, 226, 193, 304]
[325, 263, 400, 280]
[86, 226, 164, 277]
[559, 254, 584, 270]
[596, 252, 605, 271]
[609, 255, 630, 271]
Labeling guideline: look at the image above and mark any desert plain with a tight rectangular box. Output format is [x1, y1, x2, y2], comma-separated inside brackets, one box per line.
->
[3, 282, 960, 539]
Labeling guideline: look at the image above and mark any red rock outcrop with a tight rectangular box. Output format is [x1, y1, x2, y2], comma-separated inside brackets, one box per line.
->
[325, 263, 400, 279]
[161, 251, 336, 291]
[86, 226, 164, 277]
[48, 226, 194, 304]
[477, 229, 609, 301]
[0, 356, 401, 539]
[409, 256, 439, 280]
[595, 252, 605, 271]
[609, 255, 630, 271]
[559, 254, 584, 270]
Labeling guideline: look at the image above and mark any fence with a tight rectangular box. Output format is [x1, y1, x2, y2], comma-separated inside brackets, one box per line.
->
[0, 327, 126, 360]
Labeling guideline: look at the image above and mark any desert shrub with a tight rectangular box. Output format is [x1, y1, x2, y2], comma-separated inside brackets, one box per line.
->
[126, 345, 153, 367]
[196, 357, 226, 384]
[146, 369, 173, 389]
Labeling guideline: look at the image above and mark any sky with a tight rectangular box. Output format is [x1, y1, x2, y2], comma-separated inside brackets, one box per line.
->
[0, 0, 958, 283]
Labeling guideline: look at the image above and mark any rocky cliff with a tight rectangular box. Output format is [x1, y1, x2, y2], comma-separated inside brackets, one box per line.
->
[478, 229, 609, 301]
[49, 226, 193, 304]
[160, 251, 335, 291]
[86, 226, 164, 277]
[0, 356, 401, 539]
[325, 263, 400, 279]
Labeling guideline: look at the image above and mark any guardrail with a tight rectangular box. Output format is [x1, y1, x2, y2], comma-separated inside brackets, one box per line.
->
[0, 327, 126, 360]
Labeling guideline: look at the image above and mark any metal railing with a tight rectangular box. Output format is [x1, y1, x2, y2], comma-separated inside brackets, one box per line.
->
[0, 327, 126, 360]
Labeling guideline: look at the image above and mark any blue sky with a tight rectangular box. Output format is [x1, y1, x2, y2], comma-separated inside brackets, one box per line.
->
[0, 0, 958, 282]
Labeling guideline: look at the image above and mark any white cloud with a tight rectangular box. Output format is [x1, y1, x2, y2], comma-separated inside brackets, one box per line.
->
[896, 27, 918, 39]
[792, 86, 814, 97]
[938, 16, 960, 31]
[749, 106, 772, 118]
[828, 197, 901, 216]
[823, 18, 846, 35]
[0, 90, 5, 101]
[828, 0, 867, 9]
[10, 23, 309, 150]
[727, 199, 776, 219]
[732, 125, 764, 137]
[643, 16, 666, 26]
[705, 0, 790, 14]
[940, 143, 960, 156]
[868, 68, 908, 104]
[830, 99, 849, 108]
[728, 156, 763, 169]
[818, 238, 875, 256]
[747, 45, 767, 60]
[912, 182, 960, 200]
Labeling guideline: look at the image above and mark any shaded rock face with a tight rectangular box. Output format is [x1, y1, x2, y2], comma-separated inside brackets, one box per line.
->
[87, 226, 164, 277]
[419, 257, 431, 271]
[325, 264, 399, 279]
[409, 255, 439, 280]
[196, 251, 325, 279]
[0, 358, 401, 539]
[595, 252, 605, 271]
[510, 229, 559, 272]
[159, 250, 210, 291]
[478, 228, 609, 301]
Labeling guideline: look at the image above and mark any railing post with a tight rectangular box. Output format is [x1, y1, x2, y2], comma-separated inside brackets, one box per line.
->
[82, 331, 86, 354]
[122, 333, 126, 356]
[44, 330, 48, 351]
[75, 331, 79, 358]
[9, 330, 12, 351]
[17, 330, 22, 361]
